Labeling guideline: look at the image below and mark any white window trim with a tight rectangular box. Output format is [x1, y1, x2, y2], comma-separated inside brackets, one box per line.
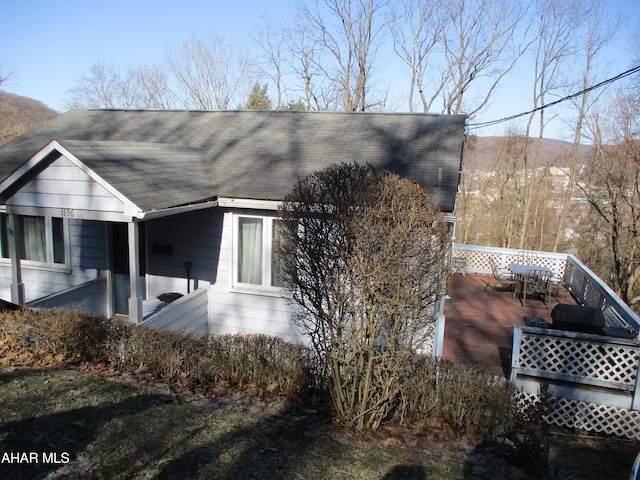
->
[230, 213, 286, 295]
[0, 214, 71, 272]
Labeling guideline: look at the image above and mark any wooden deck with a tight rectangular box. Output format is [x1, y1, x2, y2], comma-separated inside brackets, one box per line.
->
[443, 273, 575, 377]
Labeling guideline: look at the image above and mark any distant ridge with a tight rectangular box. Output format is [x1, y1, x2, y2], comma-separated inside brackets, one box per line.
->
[465, 135, 594, 171]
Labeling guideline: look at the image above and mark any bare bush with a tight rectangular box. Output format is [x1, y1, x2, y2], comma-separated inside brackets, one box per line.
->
[277, 163, 450, 430]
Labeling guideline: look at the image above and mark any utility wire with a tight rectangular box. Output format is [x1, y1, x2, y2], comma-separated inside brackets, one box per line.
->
[466, 64, 640, 131]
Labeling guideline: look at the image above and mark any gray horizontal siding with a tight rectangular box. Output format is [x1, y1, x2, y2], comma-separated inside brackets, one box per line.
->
[146, 210, 221, 299]
[0, 218, 106, 303]
[208, 211, 304, 343]
[9, 156, 125, 214]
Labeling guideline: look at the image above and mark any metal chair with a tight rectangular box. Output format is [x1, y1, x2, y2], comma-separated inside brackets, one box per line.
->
[484, 258, 518, 294]
[521, 268, 551, 308]
[516, 250, 539, 266]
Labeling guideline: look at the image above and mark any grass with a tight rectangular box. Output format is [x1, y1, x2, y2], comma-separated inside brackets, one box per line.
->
[1, 365, 638, 480]
[0, 365, 466, 480]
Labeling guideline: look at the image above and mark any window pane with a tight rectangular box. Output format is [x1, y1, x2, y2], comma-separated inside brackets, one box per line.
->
[52, 217, 65, 264]
[0, 214, 7, 258]
[238, 217, 263, 285]
[271, 220, 287, 287]
[20, 216, 46, 262]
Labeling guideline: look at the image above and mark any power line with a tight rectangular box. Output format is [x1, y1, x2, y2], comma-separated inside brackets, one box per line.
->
[466, 64, 640, 131]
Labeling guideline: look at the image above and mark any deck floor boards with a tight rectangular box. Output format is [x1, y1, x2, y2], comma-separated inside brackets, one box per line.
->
[443, 273, 575, 376]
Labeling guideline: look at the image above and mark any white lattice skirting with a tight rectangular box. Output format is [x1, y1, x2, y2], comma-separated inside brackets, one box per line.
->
[517, 391, 640, 440]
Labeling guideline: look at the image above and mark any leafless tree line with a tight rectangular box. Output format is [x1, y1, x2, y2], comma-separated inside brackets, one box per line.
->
[62, 0, 637, 309]
[65, 0, 629, 121]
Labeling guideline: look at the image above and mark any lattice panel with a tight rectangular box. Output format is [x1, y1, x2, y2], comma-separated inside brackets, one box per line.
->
[452, 247, 566, 277]
[515, 391, 640, 440]
[519, 332, 640, 386]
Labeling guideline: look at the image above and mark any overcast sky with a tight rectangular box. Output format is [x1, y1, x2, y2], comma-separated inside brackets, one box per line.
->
[1, 0, 639, 140]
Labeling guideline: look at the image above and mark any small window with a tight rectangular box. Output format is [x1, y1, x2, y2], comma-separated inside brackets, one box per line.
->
[52, 217, 66, 264]
[233, 215, 285, 290]
[17, 215, 68, 267]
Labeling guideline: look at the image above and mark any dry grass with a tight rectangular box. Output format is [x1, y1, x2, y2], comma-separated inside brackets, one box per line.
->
[1, 308, 638, 479]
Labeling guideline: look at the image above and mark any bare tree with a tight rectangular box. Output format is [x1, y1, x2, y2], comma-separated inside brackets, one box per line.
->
[65, 62, 176, 109]
[283, 17, 338, 110]
[389, 0, 445, 113]
[578, 93, 640, 312]
[517, 0, 581, 249]
[0, 57, 13, 87]
[165, 34, 254, 110]
[297, 0, 389, 111]
[65, 63, 124, 109]
[440, 0, 530, 117]
[552, 2, 621, 252]
[390, 0, 529, 117]
[277, 163, 450, 430]
[252, 15, 286, 109]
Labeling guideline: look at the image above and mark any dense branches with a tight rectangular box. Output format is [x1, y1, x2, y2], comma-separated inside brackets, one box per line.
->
[277, 163, 450, 429]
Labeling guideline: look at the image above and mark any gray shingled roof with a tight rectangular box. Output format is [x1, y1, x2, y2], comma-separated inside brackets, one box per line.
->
[0, 110, 465, 212]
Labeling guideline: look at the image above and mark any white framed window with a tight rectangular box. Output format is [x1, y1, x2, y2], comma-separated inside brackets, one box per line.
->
[232, 214, 286, 291]
[12, 214, 69, 268]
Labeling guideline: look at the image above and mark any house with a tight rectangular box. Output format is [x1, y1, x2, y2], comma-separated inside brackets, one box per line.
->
[0, 109, 466, 342]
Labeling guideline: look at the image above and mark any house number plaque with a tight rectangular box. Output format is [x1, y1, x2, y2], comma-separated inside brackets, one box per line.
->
[60, 209, 75, 217]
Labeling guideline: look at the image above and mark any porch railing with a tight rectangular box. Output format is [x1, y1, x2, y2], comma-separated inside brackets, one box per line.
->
[142, 287, 209, 335]
[27, 277, 108, 316]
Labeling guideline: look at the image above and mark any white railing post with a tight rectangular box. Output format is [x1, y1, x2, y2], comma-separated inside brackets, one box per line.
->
[433, 313, 445, 359]
[510, 326, 523, 383]
[633, 355, 640, 411]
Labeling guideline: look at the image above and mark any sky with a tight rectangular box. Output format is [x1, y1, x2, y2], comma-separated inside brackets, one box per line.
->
[1, 0, 639, 141]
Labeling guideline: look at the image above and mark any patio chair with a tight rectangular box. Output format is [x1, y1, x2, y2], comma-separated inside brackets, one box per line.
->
[516, 250, 539, 266]
[521, 269, 551, 308]
[484, 258, 518, 294]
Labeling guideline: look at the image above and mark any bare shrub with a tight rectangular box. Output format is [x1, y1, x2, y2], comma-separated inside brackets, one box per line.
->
[0, 308, 316, 396]
[203, 334, 317, 393]
[0, 308, 108, 360]
[277, 163, 450, 430]
[399, 357, 517, 438]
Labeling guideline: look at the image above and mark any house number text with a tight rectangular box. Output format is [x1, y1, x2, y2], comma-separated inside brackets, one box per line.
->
[60, 209, 75, 217]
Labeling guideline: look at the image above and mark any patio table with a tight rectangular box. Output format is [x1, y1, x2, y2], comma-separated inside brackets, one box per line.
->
[508, 264, 553, 277]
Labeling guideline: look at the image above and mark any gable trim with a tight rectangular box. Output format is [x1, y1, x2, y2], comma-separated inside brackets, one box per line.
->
[0, 140, 142, 217]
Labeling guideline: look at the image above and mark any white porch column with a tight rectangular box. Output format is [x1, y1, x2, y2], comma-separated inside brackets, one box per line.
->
[127, 221, 143, 323]
[7, 214, 25, 305]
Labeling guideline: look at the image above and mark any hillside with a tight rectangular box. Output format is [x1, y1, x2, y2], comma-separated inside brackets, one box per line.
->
[465, 135, 594, 171]
[0, 91, 59, 146]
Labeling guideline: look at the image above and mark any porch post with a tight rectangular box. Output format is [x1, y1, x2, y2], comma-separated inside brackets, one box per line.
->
[127, 221, 143, 323]
[7, 214, 25, 305]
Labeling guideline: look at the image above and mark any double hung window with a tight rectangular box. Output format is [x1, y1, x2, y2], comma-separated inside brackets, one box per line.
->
[233, 215, 286, 290]
[0, 213, 67, 267]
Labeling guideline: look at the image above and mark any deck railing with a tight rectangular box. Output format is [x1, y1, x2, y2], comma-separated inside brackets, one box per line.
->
[453, 244, 640, 439]
[511, 325, 640, 439]
[564, 255, 639, 334]
[452, 243, 640, 336]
